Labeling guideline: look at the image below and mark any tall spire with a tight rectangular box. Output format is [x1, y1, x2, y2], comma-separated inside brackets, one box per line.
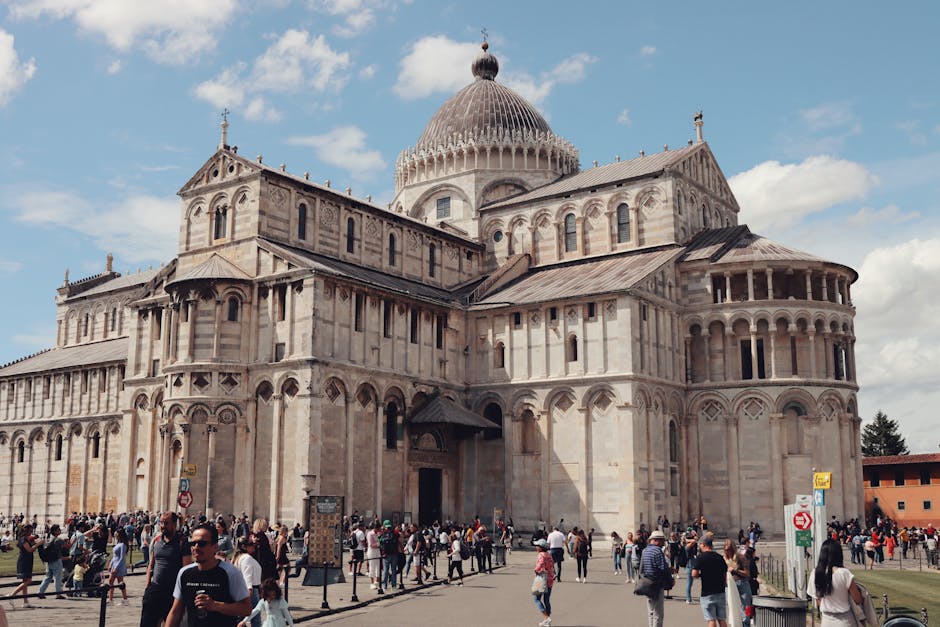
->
[220, 108, 230, 150]
[694, 111, 704, 143]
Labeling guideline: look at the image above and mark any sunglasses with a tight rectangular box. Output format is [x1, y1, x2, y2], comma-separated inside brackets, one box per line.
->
[189, 540, 212, 548]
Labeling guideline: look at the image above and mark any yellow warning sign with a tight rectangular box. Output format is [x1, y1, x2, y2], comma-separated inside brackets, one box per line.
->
[181, 464, 198, 478]
[813, 472, 832, 490]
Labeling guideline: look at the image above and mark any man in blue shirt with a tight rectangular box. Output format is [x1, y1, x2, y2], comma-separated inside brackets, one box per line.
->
[640, 530, 672, 627]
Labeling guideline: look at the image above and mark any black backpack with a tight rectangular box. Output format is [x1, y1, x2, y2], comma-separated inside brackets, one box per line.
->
[379, 531, 397, 556]
[459, 540, 471, 561]
[37, 540, 54, 563]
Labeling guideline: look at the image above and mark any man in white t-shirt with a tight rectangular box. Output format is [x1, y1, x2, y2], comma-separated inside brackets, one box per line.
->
[546, 526, 566, 581]
[348, 523, 366, 577]
[446, 530, 464, 585]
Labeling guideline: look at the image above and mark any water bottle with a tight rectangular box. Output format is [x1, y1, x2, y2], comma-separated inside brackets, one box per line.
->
[195, 589, 207, 618]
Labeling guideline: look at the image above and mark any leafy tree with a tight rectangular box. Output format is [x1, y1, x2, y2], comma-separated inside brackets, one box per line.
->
[861, 410, 909, 457]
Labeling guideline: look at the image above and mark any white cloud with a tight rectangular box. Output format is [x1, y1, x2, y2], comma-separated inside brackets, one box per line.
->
[244, 96, 281, 123]
[358, 64, 376, 80]
[778, 102, 862, 157]
[106, 59, 122, 75]
[194, 31, 349, 120]
[799, 102, 856, 131]
[194, 63, 248, 108]
[852, 238, 940, 450]
[6, 187, 179, 263]
[0, 29, 37, 106]
[617, 108, 632, 126]
[639, 45, 657, 57]
[287, 125, 385, 179]
[394, 36, 481, 99]
[846, 204, 920, 228]
[729, 155, 877, 231]
[9, 0, 237, 65]
[0, 260, 23, 273]
[312, 0, 379, 38]
[501, 52, 598, 106]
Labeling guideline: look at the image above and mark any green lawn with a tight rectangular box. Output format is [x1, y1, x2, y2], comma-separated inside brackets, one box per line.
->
[852, 569, 939, 621]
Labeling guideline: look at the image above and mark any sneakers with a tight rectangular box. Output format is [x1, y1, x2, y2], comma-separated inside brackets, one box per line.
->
[574, 577, 580, 582]
[539, 618, 552, 626]
[23, 603, 36, 609]
[581, 578, 586, 583]
[369, 583, 377, 590]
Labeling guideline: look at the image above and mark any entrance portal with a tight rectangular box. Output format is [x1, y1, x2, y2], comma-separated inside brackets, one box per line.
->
[418, 468, 442, 526]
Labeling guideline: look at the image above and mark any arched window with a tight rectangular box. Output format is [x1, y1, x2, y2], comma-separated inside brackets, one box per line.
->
[494, 342, 505, 368]
[55, 434, 63, 461]
[346, 217, 355, 253]
[226, 297, 239, 322]
[92, 432, 101, 458]
[388, 233, 396, 266]
[16, 441, 24, 463]
[110, 307, 118, 332]
[83, 314, 90, 337]
[428, 244, 436, 277]
[701, 204, 709, 229]
[616, 203, 630, 243]
[483, 402, 503, 440]
[567, 335, 578, 362]
[385, 401, 399, 450]
[564, 214, 577, 252]
[214, 205, 228, 239]
[668, 421, 679, 463]
[297, 203, 307, 240]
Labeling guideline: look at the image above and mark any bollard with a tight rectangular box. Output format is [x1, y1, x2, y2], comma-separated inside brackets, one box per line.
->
[98, 584, 109, 627]
[284, 568, 289, 602]
[321, 562, 330, 610]
[350, 559, 359, 602]
[432, 550, 438, 580]
[882, 593, 889, 620]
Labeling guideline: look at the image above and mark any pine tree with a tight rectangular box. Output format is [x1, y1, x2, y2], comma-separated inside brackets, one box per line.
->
[860, 410, 909, 457]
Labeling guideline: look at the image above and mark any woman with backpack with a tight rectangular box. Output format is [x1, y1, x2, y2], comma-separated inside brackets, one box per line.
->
[37, 524, 70, 600]
[610, 531, 624, 575]
[623, 532, 637, 583]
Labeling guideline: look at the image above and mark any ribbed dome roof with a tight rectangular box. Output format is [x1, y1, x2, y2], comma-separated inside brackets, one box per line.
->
[416, 43, 553, 150]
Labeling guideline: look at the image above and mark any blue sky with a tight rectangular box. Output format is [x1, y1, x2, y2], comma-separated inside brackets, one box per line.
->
[0, 1, 938, 451]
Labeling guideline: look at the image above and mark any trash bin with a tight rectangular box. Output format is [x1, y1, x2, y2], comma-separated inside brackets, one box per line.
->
[884, 618, 927, 627]
[753, 596, 807, 627]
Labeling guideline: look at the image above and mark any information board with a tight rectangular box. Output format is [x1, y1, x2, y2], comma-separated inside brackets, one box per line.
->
[306, 495, 344, 566]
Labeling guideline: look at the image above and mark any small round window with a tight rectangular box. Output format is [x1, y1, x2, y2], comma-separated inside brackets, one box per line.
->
[493, 231, 503, 243]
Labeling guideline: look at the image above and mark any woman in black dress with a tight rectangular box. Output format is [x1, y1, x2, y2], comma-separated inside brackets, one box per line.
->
[9, 524, 39, 608]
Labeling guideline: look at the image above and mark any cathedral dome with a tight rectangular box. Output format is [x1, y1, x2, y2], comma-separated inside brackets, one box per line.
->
[415, 42, 553, 151]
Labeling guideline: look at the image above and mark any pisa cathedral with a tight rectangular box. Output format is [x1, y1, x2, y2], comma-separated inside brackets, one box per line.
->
[0, 43, 863, 536]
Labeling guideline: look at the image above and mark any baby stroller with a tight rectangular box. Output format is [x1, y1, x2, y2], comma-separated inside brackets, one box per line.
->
[65, 550, 109, 597]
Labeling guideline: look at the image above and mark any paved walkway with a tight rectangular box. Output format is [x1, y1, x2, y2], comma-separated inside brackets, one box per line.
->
[0, 548, 710, 626]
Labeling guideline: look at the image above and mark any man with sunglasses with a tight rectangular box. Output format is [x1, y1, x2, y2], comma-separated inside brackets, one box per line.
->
[141, 512, 192, 627]
[166, 523, 250, 627]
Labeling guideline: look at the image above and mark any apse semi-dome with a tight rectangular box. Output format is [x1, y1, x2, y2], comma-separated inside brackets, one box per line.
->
[394, 42, 579, 194]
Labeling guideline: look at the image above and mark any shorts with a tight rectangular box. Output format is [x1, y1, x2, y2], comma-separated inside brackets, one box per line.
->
[700, 592, 727, 621]
[352, 549, 364, 563]
[550, 548, 564, 563]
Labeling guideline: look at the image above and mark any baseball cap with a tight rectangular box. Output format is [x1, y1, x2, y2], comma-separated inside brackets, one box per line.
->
[383, 520, 391, 527]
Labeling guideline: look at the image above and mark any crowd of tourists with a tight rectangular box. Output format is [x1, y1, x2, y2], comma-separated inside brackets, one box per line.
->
[1, 509, 300, 626]
[824, 515, 940, 568]
[341, 513, 514, 591]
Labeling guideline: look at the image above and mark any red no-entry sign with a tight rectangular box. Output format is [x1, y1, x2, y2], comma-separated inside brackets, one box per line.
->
[793, 511, 813, 530]
[177, 490, 194, 508]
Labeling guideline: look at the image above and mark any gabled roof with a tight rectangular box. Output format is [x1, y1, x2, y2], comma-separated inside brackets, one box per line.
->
[485, 143, 700, 209]
[168, 254, 251, 286]
[259, 239, 475, 307]
[472, 246, 681, 306]
[409, 395, 501, 430]
[0, 338, 128, 377]
[64, 268, 161, 301]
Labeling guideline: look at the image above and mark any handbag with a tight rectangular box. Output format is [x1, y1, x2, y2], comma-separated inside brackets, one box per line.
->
[633, 572, 660, 597]
[531, 572, 547, 595]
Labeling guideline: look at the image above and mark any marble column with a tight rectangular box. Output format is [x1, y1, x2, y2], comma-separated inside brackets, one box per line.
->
[749, 329, 759, 379]
[769, 331, 778, 379]
[702, 332, 711, 383]
[724, 274, 732, 303]
[808, 332, 817, 378]
[206, 423, 217, 517]
[747, 268, 754, 301]
[269, 395, 283, 522]
[805, 271, 813, 300]
[769, 414, 785, 524]
[766, 268, 774, 299]
[212, 299, 223, 360]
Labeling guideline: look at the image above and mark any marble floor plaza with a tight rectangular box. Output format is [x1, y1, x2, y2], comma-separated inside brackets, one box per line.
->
[1, 547, 708, 626]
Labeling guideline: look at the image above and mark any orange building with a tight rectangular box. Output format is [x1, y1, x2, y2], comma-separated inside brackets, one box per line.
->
[863, 453, 940, 527]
